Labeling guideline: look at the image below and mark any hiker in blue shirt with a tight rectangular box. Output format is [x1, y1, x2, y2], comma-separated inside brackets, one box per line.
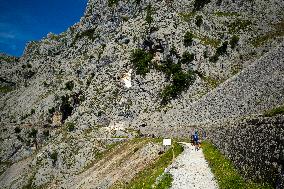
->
[193, 131, 199, 151]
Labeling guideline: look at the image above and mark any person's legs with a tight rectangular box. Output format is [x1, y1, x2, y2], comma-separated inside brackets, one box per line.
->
[194, 140, 198, 151]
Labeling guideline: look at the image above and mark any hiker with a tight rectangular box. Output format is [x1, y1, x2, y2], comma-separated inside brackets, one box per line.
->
[190, 134, 194, 146]
[202, 129, 206, 139]
[193, 131, 199, 151]
[190, 129, 195, 146]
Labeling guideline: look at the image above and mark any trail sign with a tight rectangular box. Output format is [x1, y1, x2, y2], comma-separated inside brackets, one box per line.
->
[163, 139, 172, 146]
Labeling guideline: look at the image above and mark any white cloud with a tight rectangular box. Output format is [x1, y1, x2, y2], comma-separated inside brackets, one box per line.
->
[0, 32, 15, 39]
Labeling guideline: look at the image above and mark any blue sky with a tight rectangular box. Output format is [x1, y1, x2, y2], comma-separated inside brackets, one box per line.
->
[0, 0, 88, 57]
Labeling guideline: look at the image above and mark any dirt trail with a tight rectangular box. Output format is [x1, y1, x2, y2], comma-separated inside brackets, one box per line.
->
[167, 142, 218, 189]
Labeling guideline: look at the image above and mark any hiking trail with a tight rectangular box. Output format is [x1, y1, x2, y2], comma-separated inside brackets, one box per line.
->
[166, 142, 219, 189]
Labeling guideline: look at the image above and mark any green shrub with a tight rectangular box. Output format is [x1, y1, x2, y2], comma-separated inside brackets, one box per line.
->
[130, 49, 153, 76]
[210, 41, 228, 62]
[145, 4, 153, 25]
[203, 49, 209, 59]
[43, 130, 49, 138]
[29, 128, 38, 138]
[135, 0, 142, 4]
[27, 63, 32, 68]
[230, 35, 239, 49]
[72, 28, 97, 45]
[50, 151, 58, 165]
[193, 0, 211, 11]
[14, 127, 21, 134]
[180, 51, 194, 64]
[121, 16, 129, 22]
[86, 73, 95, 87]
[169, 46, 179, 57]
[216, 41, 228, 56]
[31, 109, 35, 115]
[0, 86, 13, 93]
[97, 110, 104, 117]
[108, 0, 119, 7]
[216, 0, 222, 6]
[60, 95, 73, 122]
[184, 31, 194, 47]
[48, 107, 55, 115]
[65, 81, 74, 91]
[161, 70, 196, 103]
[209, 55, 219, 63]
[157, 58, 182, 78]
[172, 70, 195, 92]
[17, 135, 24, 142]
[66, 122, 75, 132]
[43, 81, 48, 87]
[161, 85, 177, 103]
[195, 15, 203, 27]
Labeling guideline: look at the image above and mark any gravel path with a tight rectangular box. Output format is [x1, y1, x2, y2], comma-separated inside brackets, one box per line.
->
[167, 142, 219, 189]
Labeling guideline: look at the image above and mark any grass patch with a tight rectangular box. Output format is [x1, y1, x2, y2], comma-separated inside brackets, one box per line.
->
[145, 4, 154, 25]
[230, 64, 243, 75]
[251, 20, 284, 47]
[200, 75, 224, 89]
[202, 141, 273, 189]
[155, 173, 173, 189]
[114, 141, 183, 189]
[178, 12, 196, 22]
[190, 33, 221, 48]
[0, 86, 13, 93]
[0, 55, 19, 63]
[66, 122, 75, 132]
[263, 105, 284, 117]
[228, 19, 252, 34]
[22, 173, 36, 189]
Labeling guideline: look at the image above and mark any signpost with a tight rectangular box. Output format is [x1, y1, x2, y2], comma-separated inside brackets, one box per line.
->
[163, 139, 172, 146]
[163, 139, 175, 160]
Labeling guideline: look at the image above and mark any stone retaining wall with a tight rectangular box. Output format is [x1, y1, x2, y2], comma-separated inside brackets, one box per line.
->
[205, 115, 284, 188]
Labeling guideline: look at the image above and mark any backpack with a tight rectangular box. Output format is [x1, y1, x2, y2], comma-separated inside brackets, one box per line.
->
[194, 134, 198, 141]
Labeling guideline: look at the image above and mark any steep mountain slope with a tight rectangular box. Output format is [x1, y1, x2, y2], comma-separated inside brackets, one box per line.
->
[0, 0, 283, 188]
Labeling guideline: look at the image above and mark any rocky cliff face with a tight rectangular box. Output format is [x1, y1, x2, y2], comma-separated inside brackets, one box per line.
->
[0, 0, 283, 188]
